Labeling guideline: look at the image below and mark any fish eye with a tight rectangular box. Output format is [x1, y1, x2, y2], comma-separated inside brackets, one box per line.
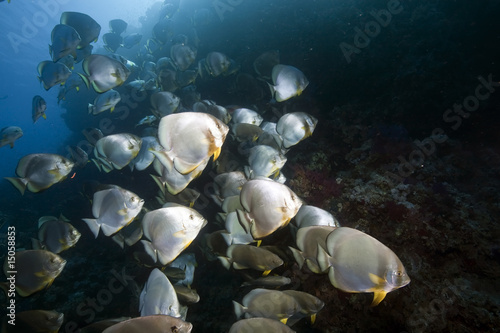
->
[189, 214, 194, 220]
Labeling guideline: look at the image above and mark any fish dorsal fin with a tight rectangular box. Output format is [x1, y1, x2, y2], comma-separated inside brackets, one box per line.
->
[38, 216, 58, 228]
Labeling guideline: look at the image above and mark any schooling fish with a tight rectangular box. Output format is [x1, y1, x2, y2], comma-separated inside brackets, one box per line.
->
[33, 215, 81, 254]
[317, 227, 411, 306]
[2, 250, 66, 297]
[78, 54, 131, 93]
[5, 153, 74, 194]
[268, 64, 309, 102]
[32, 95, 47, 123]
[0, 126, 23, 148]
[49, 24, 81, 62]
[109, 19, 128, 35]
[60, 11, 100, 48]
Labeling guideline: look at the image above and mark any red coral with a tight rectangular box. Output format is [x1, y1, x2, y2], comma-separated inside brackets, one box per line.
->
[288, 164, 343, 207]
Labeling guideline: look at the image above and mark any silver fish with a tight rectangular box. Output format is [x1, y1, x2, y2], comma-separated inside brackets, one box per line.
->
[79, 54, 131, 93]
[140, 268, 181, 318]
[60, 11, 101, 48]
[82, 187, 144, 238]
[269, 64, 309, 102]
[88, 89, 121, 115]
[37, 61, 72, 91]
[49, 24, 81, 62]
[5, 153, 74, 194]
[0, 126, 23, 148]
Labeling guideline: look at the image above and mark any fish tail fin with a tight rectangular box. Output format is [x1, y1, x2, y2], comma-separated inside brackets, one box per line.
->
[217, 256, 232, 270]
[232, 301, 247, 319]
[4, 177, 28, 195]
[77, 72, 90, 89]
[82, 218, 100, 238]
[88, 103, 95, 115]
[267, 82, 276, 98]
[317, 243, 333, 273]
[288, 246, 305, 269]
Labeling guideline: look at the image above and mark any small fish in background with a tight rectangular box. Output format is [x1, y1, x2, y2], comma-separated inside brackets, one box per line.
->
[0, 126, 23, 148]
[122, 33, 143, 49]
[32, 95, 47, 123]
[135, 115, 157, 127]
[32, 215, 81, 254]
[170, 43, 197, 71]
[253, 50, 280, 79]
[268, 64, 309, 102]
[1, 249, 66, 297]
[109, 19, 128, 35]
[218, 244, 284, 276]
[203, 52, 231, 77]
[78, 54, 131, 93]
[4, 153, 74, 194]
[60, 11, 101, 48]
[102, 32, 123, 53]
[88, 89, 121, 115]
[6, 310, 64, 333]
[67, 145, 89, 168]
[150, 91, 180, 117]
[49, 24, 81, 62]
[82, 127, 104, 146]
[37, 61, 72, 91]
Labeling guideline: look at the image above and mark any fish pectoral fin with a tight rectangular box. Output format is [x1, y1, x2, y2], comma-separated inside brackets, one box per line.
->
[368, 273, 386, 286]
[117, 208, 128, 216]
[213, 146, 222, 161]
[262, 269, 271, 277]
[370, 290, 388, 307]
[34, 270, 47, 278]
[42, 113, 47, 119]
[279, 318, 288, 325]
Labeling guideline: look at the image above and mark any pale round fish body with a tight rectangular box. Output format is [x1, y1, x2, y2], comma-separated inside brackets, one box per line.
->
[234, 288, 299, 321]
[130, 136, 161, 171]
[38, 218, 81, 254]
[85, 187, 144, 237]
[205, 52, 230, 77]
[150, 91, 180, 117]
[102, 315, 192, 333]
[271, 64, 309, 102]
[32, 95, 47, 123]
[60, 11, 101, 48]
[15, 310, 64, 333]
[171, 44, 197, 71]
[282, 290, 324, 319]
[6, 153, 74, 194]
[247, 145, 287, 178]
[232, 108, 263, 125]
[294, 205, 340, 228]
[140, 268, 181, 317]
[37, 61, 72, 90]
[276, 112, 318, 149]
[253, 50, 280, 79]
[291, 225, 337, 273]
[319, 227, 410, 305]
[238, 178, 302, 239]
[225, 244, 283, 272]
[95, 133, 142, 170]
[152, 157, 209, 195]
[50, 24, 81, 62]
[229, 318, 295, 333]
[141, 206, 207, 265]
[223, 211, 253, 245]
[3, 250, 66, 297]
[81, 55, 131, 93]
[158, 112, 229, 175]
[0, 126, 23, 148]
[89, 89, 121, 115]
[213, 171, 247, 200]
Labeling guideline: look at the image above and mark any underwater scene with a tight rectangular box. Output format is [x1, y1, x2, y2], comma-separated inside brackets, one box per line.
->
[0, 0, 499, 332]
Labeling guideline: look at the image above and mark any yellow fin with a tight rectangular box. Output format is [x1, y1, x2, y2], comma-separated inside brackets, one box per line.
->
[262, 269, 271, 277]
[369, 272, 386, 285]
[280, 318, 287, 325]
[371, 291, 387, 307]
[117, 208, 127, 216]
[42, 113, 47, 119]
[256, 240, 262, 247]
[110, 106, 115, 113]
[310, 313, 317, 324]
[213, 147, 221, 161]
